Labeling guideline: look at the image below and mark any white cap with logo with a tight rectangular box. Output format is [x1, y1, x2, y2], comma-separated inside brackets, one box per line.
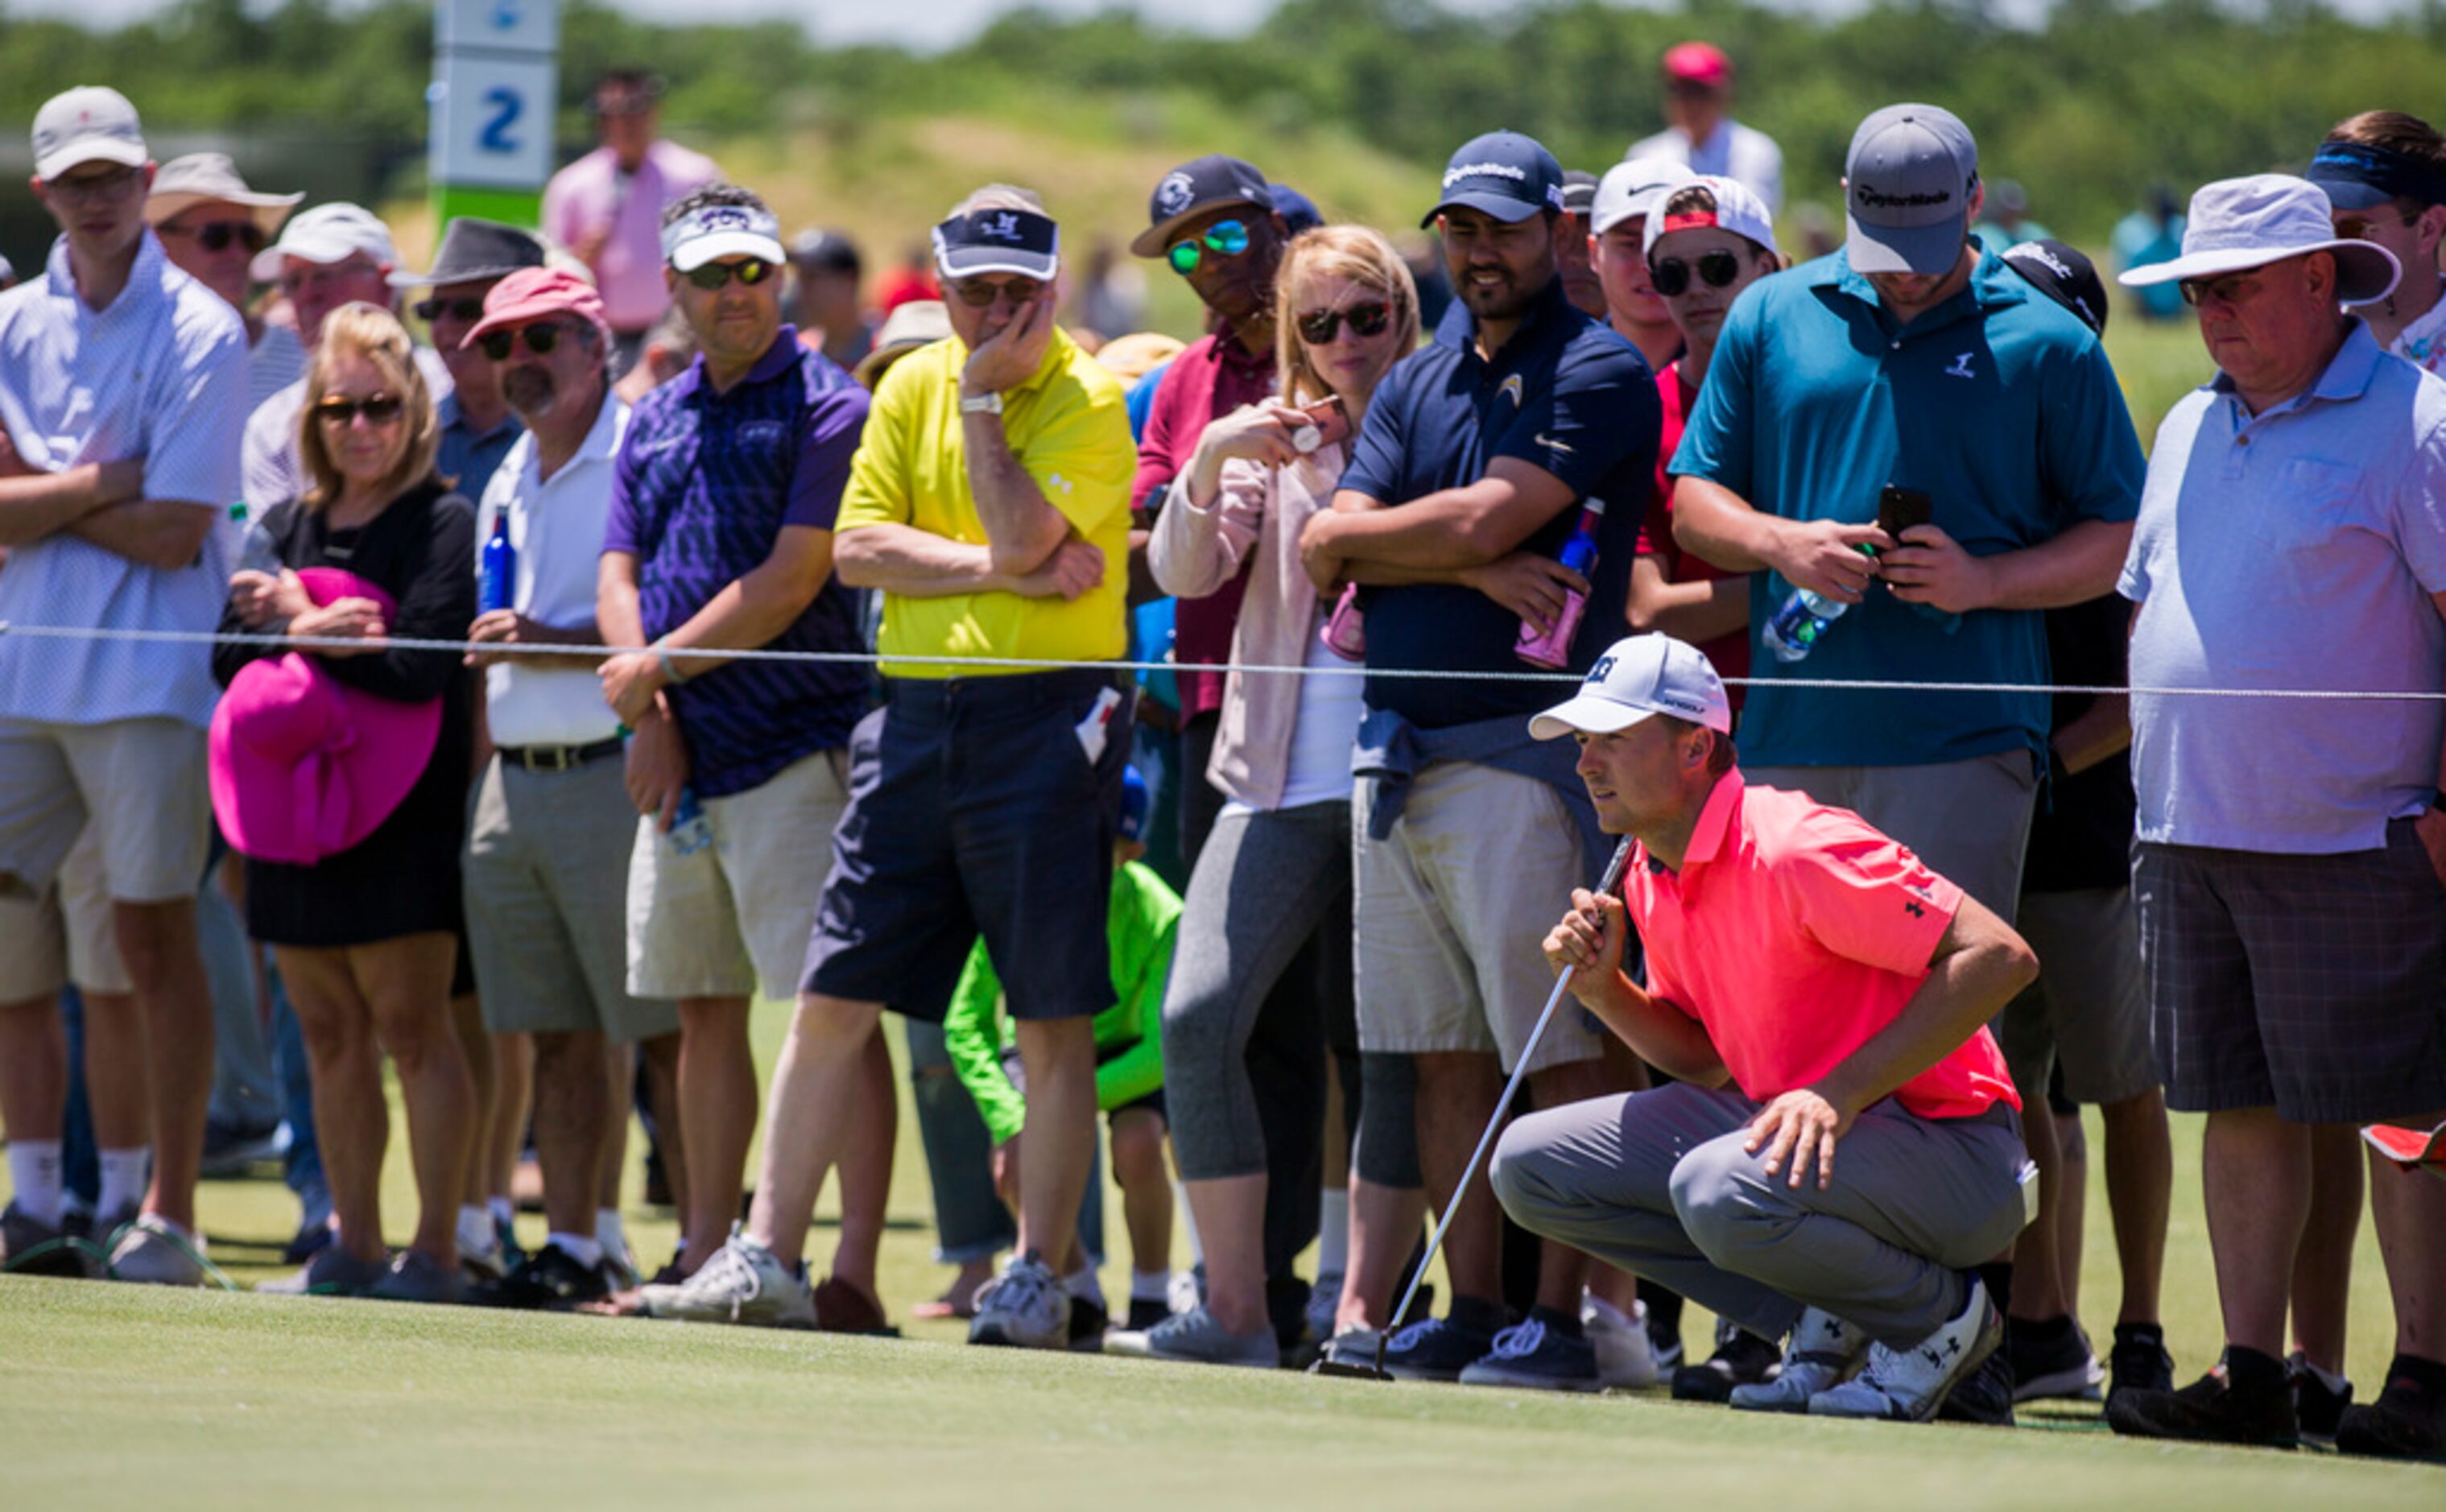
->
[1529, 634, 1732, 742]
[32, 85, 147, 182]
[1591, 156, 1697, 238]
[249, 202, 400, 283]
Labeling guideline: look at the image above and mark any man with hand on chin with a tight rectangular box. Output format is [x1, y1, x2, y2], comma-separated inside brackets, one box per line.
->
[1492, 634, 2040, 1423]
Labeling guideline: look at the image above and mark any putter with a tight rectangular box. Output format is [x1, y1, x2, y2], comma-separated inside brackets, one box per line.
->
[1316, 835, 1636, 1381]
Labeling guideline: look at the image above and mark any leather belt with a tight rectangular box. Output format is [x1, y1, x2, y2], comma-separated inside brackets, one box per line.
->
[498, 737, 624, 773]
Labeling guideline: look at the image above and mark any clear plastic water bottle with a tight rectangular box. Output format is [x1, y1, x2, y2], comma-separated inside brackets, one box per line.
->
[1762, 588, 1848, 663]
[666, 786, 713, 857]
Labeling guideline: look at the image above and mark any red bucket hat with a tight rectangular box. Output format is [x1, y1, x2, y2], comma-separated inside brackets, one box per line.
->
[209, 568, 440, 866]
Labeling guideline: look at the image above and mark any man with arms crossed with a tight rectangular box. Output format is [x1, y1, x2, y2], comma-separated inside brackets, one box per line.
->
[1494, 634, 2039, 1422]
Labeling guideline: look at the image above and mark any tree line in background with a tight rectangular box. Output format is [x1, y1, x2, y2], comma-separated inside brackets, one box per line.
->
[2, 0, 2443, 238]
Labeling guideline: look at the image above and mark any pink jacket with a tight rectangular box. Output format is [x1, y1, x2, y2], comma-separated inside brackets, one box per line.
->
[1147, 442, 1348, 811]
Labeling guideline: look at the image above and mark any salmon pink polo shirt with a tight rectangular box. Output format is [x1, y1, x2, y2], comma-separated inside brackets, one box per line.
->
[1623, 770, 2019, 1120]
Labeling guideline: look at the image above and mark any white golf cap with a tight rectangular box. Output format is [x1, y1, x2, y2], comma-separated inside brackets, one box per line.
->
[1530, 634, 1731, 742]
[32, 85, 147, 182]
[1644, 174, 1779, 258]
[1591, 156, 1696, 238]
[250, 202, 399, 283]
[661, 200, 787, 274]
[2117, 173, 2399, 307]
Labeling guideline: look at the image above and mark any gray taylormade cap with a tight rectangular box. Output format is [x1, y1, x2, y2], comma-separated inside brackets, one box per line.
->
[1844, 104, 1979, 277]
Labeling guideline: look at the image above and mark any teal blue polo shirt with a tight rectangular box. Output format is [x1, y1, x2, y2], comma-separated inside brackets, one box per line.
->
[1671, 247, 2144, 770]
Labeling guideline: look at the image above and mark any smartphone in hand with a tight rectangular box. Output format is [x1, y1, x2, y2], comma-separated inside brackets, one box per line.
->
[1877, 485, 1934, 543]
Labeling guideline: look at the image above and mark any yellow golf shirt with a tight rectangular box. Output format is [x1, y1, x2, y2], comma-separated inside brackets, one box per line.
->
[836, 327, 1134, 677]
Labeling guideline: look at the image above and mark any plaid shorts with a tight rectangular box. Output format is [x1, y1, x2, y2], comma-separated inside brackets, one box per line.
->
[2134, 819, 2446, 1123]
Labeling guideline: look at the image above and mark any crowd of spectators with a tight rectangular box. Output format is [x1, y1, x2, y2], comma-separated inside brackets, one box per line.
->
[2, 49, 2443, 1464]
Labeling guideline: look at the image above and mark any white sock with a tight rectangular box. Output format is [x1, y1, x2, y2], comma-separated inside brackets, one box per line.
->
[1130, 1267, 1171, 1303]
[547, 1231, 604, 1269]
[6, 1139, 64, 1227]
[96, 1146, 150, 1221]
[2299, 1357, 2349, 1394]
[1315, 1187, 1350, 1279]
[1174, 1179, 1204, 1266]
[456, 1204, 494, 1256]
[597, 1208, 629, 1261]
[1582, 1291, 1634, 1331]
[1063, 1263, 1105, 1307]
[485, 1195, 513, 1228]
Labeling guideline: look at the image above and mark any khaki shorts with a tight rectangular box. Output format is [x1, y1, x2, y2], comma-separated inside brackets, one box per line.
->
[0, 828, 131, 1002]
[1354, 761, 1602, 1075]
[0, 717, 210, 903]
[466, 754, 680, 1044]
[626, 747, 850, 1002]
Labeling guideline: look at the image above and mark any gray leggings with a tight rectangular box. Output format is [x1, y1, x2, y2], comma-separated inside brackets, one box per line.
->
[1164, 799, 1396, 1187]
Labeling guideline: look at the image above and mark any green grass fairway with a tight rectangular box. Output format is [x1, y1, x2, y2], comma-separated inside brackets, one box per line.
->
[2, 1278, 2435, 1511]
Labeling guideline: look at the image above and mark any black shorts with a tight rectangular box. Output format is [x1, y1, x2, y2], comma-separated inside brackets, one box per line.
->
[2134, 819, 2446, 1123]
[803, 669, 1131, 1023]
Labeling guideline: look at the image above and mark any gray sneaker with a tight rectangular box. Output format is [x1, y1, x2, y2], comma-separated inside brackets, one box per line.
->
[637, 1232, 814, 1328]
[259, 1244, 390, 1298]
[106, 1216, 209, 1287]
[968, 1254, 1068, 1349]
[1126, 1304, 1279, 1368]
[2, 1201, 88, 1277]
[1311, 1325, 1386, 1374]
[367, 1249, 466, 1306]
[1809, 1279, 2002, 1423]
[1733, 1308, 1870, 1412]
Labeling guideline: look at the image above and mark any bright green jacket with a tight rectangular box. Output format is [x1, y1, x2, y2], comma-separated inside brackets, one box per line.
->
[943, 859, 1182, 1146]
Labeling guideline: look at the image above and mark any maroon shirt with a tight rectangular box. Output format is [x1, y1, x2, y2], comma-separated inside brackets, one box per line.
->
[1130, 332, 1277, 720]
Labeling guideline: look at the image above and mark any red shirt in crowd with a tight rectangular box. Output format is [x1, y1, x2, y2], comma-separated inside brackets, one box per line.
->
[1624, 772, 2021, 1121]
[1642, 362, 1750, 704]
[1130, 333, 1276, 721]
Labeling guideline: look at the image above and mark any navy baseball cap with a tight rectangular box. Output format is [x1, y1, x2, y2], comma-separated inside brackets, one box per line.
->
[1423, 131, 1566, 229]
[2308, 138, 2446, 212]
[933, 206, 1060, 282]
[1269, 182, 1323, 236]
[1132, 155, 1276, 258]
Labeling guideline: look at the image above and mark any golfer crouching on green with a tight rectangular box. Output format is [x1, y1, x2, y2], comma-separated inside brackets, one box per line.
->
[1490, 633, 2040, 1422]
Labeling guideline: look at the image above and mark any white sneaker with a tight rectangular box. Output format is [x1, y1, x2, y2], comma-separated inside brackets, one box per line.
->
[636, 1229, 814, 1328]
[968, 1254, 1068, 1349]
[1808, 1279, 2002, 1423]
[107, 1215, 209, 1287]
[1584, 1295, 1660, 1389]
[1732, 1308, 1870, 1412]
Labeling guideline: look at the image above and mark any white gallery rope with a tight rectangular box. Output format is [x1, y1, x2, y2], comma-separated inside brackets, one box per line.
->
[2, 619, 2443, 701]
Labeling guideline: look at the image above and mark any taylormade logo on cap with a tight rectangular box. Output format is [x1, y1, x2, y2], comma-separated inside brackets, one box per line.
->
[1444, 161, 1528, 187]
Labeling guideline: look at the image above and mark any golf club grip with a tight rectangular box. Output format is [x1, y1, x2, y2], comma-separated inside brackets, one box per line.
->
[1373, 837, 1634, 1371]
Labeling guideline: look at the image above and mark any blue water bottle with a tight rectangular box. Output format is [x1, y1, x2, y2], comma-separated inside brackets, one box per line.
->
[479, 513, 514, 614]
[666, 787, 713, 857]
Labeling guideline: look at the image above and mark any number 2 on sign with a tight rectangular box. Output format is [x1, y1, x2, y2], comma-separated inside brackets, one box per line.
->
[478, 88, 523, 154]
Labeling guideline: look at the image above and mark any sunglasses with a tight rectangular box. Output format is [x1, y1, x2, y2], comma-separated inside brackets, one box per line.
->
[949, 275, 1045, 308]
[415, 295, 487, 324]
[313, 394, 406, 427]
[1168, 220, 1251, 275]
[477, 323, 571, 361]
[2179, 272, 2264, 308]
[1295, 300, 1393, 345]
[681, 258, 775, 291]
[163, 220, 266, 254]
[1648, 250, 1745, 297]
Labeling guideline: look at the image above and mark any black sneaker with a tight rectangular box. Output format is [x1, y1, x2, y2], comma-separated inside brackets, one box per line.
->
[2008, 1314, 2103, 1403]
[1068, 1293, 1111, 1352]
[2287, 1353, 2353, 1447]
[1937, 1346, 2018, 1426]
[488, 1243, 612, 1310]
[2108, 1323, 2175, 1403]
[1671, 1319, 1783, 1403]
[2335, 1361, 2446, 1463]
[1125, 1296, 1173, 1332]
[2108, 1365, 2299, 1448]
[1380, 1316, 1498, 1382]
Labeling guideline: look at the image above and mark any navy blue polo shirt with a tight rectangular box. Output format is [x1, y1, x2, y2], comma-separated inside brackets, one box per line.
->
[1339, 279, 1658, 728]
[605, 324, 871, 798]
[1672, 248, 2145, 770]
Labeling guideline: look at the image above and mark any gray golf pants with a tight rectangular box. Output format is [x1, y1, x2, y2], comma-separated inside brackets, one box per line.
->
[1492, 1081, 2033, 1346]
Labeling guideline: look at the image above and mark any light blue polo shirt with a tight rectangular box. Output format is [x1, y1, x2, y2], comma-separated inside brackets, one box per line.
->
[2122, 321, 2446, 854]
[1672, 247, 2145, 770]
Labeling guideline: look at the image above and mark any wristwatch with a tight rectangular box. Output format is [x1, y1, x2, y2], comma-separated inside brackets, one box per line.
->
[959, 390, 1004, 415]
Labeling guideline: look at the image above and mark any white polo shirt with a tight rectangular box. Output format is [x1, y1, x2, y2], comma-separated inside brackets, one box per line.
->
[0, 232, 247, 728]
[475, 391, 630, 750]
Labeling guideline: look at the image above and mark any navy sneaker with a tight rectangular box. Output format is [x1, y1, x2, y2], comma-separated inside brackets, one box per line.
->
[2288, 1352, 2354, 1447]
[1380, 1315, 1498, 1383]
[2008, 1314, 2102, 1403]
[1456, 1316, 1604, 1393]
[2108, 1323, 2175, 1403]
[2109, 1361, 2299, 1448]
